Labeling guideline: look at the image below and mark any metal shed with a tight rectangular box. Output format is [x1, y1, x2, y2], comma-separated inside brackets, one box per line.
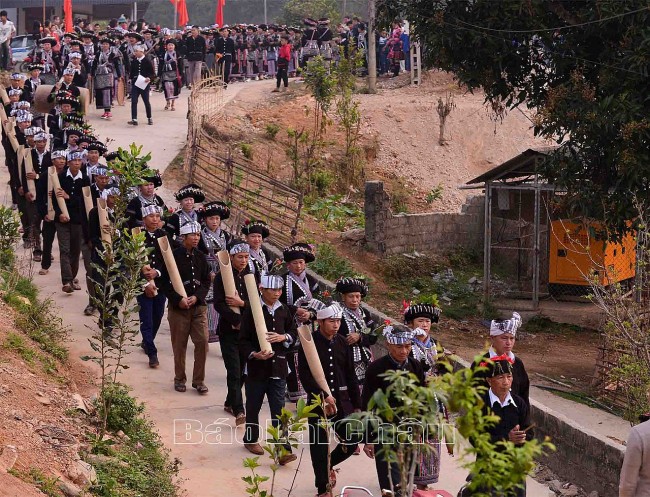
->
[463, 146, 558, 310]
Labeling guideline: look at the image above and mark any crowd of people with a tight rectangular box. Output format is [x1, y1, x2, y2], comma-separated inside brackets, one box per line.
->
[0, 13, 535, 497]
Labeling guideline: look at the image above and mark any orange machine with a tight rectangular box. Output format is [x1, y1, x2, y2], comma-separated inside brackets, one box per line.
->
[549, 220, 636, 287]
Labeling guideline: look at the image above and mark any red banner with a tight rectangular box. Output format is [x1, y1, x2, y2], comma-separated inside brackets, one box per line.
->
[64, 0, 73, 33]
[216, 0, 225, 26]
[168, 0, 189, 27]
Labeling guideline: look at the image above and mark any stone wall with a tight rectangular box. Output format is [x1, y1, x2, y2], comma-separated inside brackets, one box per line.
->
[365, 181, 484, 255]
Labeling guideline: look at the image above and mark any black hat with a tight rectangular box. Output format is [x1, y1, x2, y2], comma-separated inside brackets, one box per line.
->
[336, 277, 368, 297]
[56, 93, 80, 108]
[283, 242, 315, 263]
[81, 31, 96, 40]
[99, 37, 113, 45]
[303, 18, 317, 27]
[143, 28, 158, 36]
[403, 303, 441, 324]
[477, 354, 515, 378]
[104, 151, 120, 162]
[63, 32, 79, 40]
[27, 63, 44, 72]
[77, 135, 92, 144]
[127, 31, 143, 41]
[259, 24, 268, 31]
[175, 184, 205, 203]
[318, 18, 330, 25]
[65, 128, 83, 137]
[38, 36, 58, 47]
[200, 201, 230, 220]
[241, 220, 270, 238]
[143, 169, 162, 188]
[87, 141, 107, 154]
[64, 114, 84, 126]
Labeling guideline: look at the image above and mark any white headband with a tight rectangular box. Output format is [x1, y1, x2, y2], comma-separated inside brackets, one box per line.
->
[490, 312, 522, 337]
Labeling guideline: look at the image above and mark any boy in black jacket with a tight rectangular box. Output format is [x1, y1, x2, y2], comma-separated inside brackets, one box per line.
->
[240, 273, 297, 465]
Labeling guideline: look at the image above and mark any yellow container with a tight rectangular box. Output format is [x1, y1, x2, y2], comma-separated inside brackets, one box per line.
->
[549, 221, 636, 286]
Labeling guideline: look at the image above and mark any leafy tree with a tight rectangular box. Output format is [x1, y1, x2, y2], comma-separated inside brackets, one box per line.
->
[381, 0, 650, 238]
[280, 0, 340, 26]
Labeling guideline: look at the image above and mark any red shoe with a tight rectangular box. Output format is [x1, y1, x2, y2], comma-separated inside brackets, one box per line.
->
[106, 112, 112, 119]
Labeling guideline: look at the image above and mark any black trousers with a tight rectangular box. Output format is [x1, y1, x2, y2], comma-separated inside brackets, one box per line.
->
[219, 331, 244, 415]
[276, 65, 288, 88]
[218, 54, 232, 84]
[375, 443, 403, 497]
[40, 220, 56, 269]
[130, 83, 152, 120]
[309, 414, 362, 494]
[244, 377, 286, 444]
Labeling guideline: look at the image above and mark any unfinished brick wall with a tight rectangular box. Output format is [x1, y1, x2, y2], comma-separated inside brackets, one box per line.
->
[364, 181, 484, 255]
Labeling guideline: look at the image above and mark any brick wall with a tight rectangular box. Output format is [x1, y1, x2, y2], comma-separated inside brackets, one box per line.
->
[365, 181, 484, 255]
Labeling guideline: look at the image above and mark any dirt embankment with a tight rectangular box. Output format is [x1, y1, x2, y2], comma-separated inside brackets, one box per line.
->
[0, 300, 97, 496]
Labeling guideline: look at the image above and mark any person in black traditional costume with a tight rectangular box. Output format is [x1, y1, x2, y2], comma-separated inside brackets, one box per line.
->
[241, 220, 273, 277]
[166, 183, 205, 242]
[125, 170, 166, 229]
[281, 242, 320, 402]
[471, 312, 529, 407]
[298, 302, 364, 497]
[198, 201, 231, 343]
[161, 39, 181, 111]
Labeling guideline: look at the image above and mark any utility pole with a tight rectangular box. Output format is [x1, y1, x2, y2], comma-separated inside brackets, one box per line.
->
[174, 0, 178, 30]
[342, 0, 347, 18]
[264, 0, 267, 25]
[367, 0, 377, 93]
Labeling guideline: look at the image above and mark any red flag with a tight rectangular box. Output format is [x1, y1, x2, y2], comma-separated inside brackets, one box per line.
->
[64, 0, 73, 33]
[168, 0, 189, 27]
[216, 0, 225, 26]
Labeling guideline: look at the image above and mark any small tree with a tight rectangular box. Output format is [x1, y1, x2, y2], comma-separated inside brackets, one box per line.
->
[82, 144, 153, 438]
[280, 0, 339, 27]
[437, 92, 456, 145]
[357, 363, 554, 497]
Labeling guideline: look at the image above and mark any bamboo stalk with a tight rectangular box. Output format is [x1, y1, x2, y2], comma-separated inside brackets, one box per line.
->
[243, 273, 273, 353]
[217, 250, 241, 314]
[48, 165, 69, 218]
[157, 235, 187, 298]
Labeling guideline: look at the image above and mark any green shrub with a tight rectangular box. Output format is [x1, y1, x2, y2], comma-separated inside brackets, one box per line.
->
[306, 194, 364, 231]
[4, 333, 37, 365]
[96, 383, 146, 435]
[425, 184, 444, 204]
[240, 143, 254, 160]
[265, 123, 281, 140]
[310, 243, 358, 282]
[15, 297, 69, 361]
[0, 205, 19, 270]
[311, 169, 334, 195]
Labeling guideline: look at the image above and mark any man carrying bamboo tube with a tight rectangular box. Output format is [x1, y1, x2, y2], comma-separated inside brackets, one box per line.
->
[53, 150, 90, 294]
[239, 273, 298, 464]
[160, 220, 211, 394]
[298, 303, 363, 497]
[213, 239, 256, 426]
[137, 205, 170, 369]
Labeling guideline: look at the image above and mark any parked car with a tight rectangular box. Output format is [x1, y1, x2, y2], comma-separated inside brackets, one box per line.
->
[11, 34, 38, 72]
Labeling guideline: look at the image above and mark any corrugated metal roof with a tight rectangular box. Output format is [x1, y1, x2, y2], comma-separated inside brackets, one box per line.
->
[465, 146, 558, 185]
[0, 0, 137, 6]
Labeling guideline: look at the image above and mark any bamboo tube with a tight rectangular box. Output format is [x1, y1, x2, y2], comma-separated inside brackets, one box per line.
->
[81, 186, 93, 219]
[46, 172, 55, 220]
[48, 166, 69, 219]
[16, 145, 24, 181]
[217, 250, 240, 314]
[297, 325, 334, 398]
[132, 227, 141, 236]
[0, 102, 7, 122]
[244, 273, 273, 353]
[23, 149, 36, 196]
[97, 198, 112, 244]
[157, 235, 187, 298]
[0, 86, 9, 105]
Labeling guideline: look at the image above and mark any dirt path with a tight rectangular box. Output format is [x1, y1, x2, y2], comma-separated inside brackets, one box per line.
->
[1, 80, 555, 497]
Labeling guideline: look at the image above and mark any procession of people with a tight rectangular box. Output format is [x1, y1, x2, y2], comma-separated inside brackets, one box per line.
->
[0, 12, 534, 497]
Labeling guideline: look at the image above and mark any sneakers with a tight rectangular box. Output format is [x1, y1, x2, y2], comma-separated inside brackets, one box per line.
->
[100, 112, 108, 119]
[244, 443, 264, 455]
[147, 118, 153, 125]
[83, 305, 95, 316]
[62, 283, 73, 294]
[127, 119, 138, 126]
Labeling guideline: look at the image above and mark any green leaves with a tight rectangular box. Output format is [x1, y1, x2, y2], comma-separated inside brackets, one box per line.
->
[385, 0, 650, 236]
